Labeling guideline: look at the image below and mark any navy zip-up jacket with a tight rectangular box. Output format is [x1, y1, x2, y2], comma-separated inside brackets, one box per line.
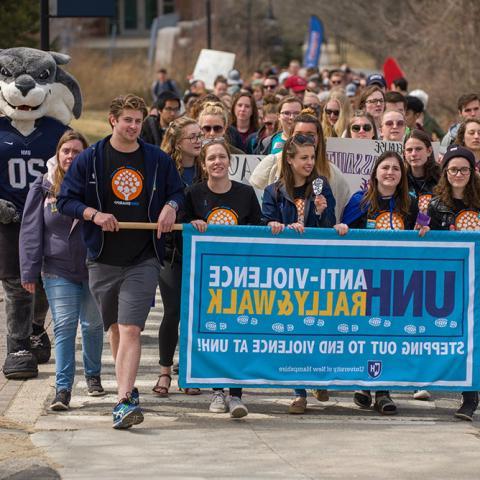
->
[261, 178, 336, 227]
[57, 136, 184, 263]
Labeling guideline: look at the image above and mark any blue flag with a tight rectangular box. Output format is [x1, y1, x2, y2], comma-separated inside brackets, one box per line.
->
[303, 15, 323, 69]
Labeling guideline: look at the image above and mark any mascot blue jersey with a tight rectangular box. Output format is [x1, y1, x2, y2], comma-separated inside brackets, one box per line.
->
[0, 116, 68, 212]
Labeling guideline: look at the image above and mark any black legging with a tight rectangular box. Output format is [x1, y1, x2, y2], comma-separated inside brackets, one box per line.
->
[157, 257, 182, 367]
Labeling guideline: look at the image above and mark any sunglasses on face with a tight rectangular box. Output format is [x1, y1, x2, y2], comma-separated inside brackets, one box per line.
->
[351, 123, 373, 132]
[384, 120, 405, 127]
[325, 109, 340, 116]
[201, 125, 224, 133]
[264, 84, 277, 89]
[292, 133, 316, 145]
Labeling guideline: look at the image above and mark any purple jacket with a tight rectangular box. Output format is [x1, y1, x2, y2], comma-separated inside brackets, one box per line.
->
[20, 170, 88, 284]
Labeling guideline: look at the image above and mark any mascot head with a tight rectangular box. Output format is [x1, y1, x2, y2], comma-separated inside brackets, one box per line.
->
[0, 47, 82, 136]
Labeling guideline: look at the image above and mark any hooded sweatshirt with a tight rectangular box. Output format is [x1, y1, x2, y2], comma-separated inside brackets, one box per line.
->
[19, 156, 88, 284]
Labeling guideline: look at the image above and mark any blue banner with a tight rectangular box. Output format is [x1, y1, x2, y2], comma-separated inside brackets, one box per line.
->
[303, 15, 324, 69]
[179, 225, 479, 391]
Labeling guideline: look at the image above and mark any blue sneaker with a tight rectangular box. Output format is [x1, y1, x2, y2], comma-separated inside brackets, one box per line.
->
[112, 394, 143, 429]
[130, 387, 139, 405]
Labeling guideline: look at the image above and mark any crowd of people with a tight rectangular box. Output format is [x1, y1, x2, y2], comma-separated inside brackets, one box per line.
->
[11, 59, 480, 429]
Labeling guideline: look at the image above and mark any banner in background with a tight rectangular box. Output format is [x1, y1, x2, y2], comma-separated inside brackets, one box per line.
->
[179, 225, 479, 391]
[303, 15, 324, 69]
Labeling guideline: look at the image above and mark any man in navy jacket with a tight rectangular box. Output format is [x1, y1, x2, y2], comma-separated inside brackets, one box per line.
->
[57, 94, 184, 429]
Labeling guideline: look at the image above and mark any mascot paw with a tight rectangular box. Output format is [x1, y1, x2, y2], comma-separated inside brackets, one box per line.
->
[0, 199, 19, 224]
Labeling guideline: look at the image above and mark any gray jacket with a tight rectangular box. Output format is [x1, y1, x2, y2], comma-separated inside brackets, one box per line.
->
[19, 158, 88, 284]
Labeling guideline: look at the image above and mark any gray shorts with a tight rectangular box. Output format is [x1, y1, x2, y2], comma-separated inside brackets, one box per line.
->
[87, 257, 161, 332]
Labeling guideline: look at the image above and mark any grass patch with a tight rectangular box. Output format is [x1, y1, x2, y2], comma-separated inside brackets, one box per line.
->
[70, 110, 110, 144]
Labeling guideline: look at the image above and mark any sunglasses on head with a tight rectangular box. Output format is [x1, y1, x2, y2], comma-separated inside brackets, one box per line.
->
[292, 133, 316, 145]
[325, 109, 340, 116]
[202, 137, 226, 147]
[351, 123, 373, 132]
[201, 125, 224, 133]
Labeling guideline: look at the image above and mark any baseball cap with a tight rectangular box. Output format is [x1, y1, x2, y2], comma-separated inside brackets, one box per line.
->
[366, 73, 387, 88]
[284, 75, 307, 93]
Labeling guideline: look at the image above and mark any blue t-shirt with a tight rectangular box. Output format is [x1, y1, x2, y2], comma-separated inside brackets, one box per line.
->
[0, 116, 68, 212]
[270, 132, 286, 155]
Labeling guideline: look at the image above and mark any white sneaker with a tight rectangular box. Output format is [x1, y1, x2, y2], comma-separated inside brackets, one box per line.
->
[228, 396, 248, 418]
[413, 390, 431, 400]
[209, 390, 228, 413]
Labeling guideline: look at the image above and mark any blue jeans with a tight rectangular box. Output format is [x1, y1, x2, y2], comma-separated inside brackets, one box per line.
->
[43, 276, 104, 391]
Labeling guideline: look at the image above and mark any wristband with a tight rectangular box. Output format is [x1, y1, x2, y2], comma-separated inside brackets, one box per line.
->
[90, 210, 99, 222]
[416, 212, 430, 227]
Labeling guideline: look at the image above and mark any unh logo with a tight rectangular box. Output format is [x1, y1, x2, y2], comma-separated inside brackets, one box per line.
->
[368, 361, 382, 378]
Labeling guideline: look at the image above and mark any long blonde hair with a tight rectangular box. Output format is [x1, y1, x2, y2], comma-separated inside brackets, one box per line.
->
[161, 116, 201, 174]
[52, 130, 88, 195]
[321, 89, 351, 138]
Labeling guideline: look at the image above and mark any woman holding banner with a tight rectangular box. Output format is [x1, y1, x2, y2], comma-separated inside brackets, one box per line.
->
[261, 134, 348, 414]
[426, 145, 480, 421]
[19, 130, 104, 410]
[151, 117, 204, 397]
[184, 138, 262, 418]
[251, 110, 351, 221]
[403, 129, 441, 402]
[341, 151, 421, 415]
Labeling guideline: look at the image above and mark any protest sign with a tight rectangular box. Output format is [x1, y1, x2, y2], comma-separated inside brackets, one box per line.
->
[179, 225, 479, 390]
[326, 138, 440, 193]
[193, 49, 236, 89]
[229, 154, 263, 200]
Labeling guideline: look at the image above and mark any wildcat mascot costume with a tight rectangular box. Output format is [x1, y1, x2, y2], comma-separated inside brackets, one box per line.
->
[0, 47, 82, 378]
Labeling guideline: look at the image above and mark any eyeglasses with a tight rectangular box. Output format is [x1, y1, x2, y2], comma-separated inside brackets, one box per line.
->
[325, 109, 340, 117]
[447, 167, 472, 176]
[365, 98, 385, 105]
[384, 120, 405, 127]
[264, 84, 277, 90]
[351, 123, 373, 132]
[181, 133, 204, 143]
[281, 110, 301, 118]
[292, 133, 316, 145]
[163, 106, 180, 113]
[201, 125, 224, 134]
